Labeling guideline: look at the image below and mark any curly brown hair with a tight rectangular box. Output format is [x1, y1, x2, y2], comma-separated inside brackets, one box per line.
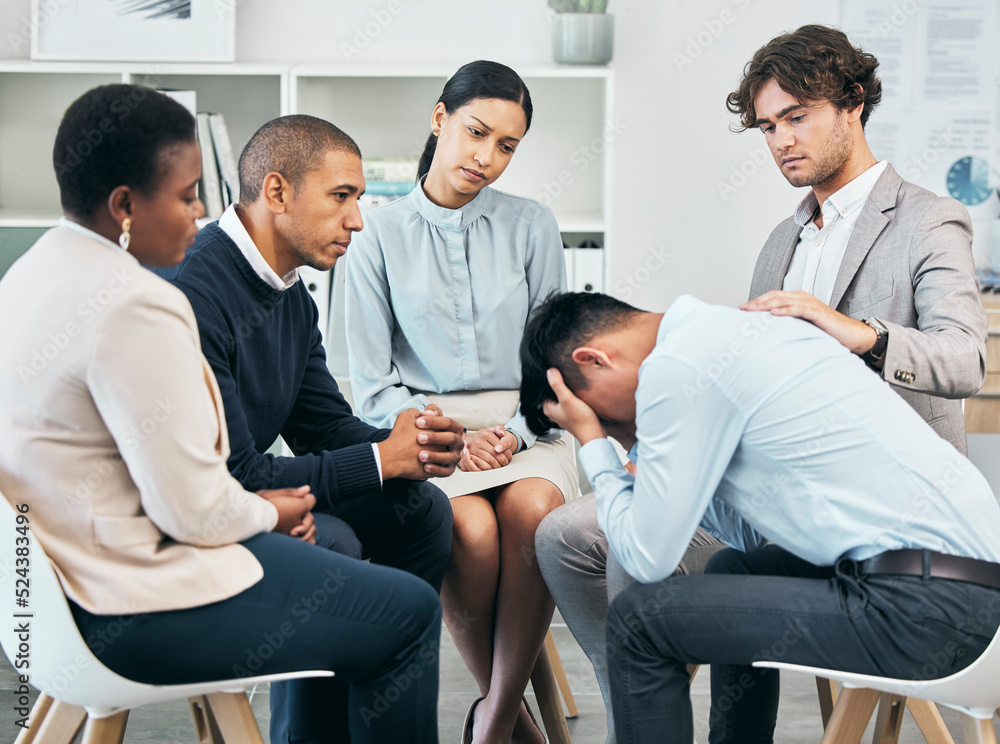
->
[726, 25, 882, 132]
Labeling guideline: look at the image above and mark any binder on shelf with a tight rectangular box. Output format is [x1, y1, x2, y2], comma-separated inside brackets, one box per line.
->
[208, 113, 239, 207]
[570, 242, 604, 293]
[299, 266, 332, 349]
[195, 113, 225, 220]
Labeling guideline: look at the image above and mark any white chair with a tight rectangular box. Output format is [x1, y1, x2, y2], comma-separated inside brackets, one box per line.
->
[0, 494, 333, 744]
[753, 625, 1000, 744]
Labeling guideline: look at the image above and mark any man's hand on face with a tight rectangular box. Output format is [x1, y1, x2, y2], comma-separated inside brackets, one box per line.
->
[740, 290, 878, 355]
[542, 368, 606, 445]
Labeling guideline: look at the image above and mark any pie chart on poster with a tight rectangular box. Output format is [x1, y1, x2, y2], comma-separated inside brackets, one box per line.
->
[946, 155, 993, 206]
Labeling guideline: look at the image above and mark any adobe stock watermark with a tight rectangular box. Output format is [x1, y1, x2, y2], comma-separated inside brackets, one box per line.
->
[535, 116, 628, 208]
[875, 0, 925, 37]
[611, 245, 672, 301]
[17, 266, 138, 385]
[71, 397, 179, 507]
[673, 0, 752, 72]
[358, 641, 439, 727]
[716, 145, 771, 202]
[341, 0, 404, 62]
[6, 0, 72, 53]
[232, 567, 351, 678]
[681, 311, 779, 404]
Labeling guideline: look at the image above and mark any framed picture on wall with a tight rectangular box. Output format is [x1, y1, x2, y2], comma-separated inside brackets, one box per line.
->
[31, 0, 236, 62]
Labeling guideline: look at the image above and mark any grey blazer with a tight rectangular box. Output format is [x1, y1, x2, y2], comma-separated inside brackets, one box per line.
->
[749, 164, 987, 454]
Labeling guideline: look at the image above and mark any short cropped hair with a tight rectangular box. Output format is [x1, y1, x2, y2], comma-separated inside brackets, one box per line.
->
[727, 24, 882, 131]
[520, 292, 643, 437]
[238, 115, 361, 204]
[53, 84, 196, 218]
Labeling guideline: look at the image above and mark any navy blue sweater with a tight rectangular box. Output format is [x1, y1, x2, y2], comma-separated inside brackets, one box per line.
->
[156, 222, 386, 510]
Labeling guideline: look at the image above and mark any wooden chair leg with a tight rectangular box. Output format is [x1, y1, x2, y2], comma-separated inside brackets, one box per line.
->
[871, 693, 905, 744]
[687, 663, 700, 684]
[80, 710, 129, 744]
[906, 698, 955, 744]
[14, 694, 55, 744]
[817, 676, 839, 729]
[960, 714, 997, 744]
[545, 630, 579, 719]
[22, 698, 88, 744]
[189, 695, 225, 744]
[820, 687, 881, 744]
[204, 692, 264, 744]
[530, 641, 573, 744]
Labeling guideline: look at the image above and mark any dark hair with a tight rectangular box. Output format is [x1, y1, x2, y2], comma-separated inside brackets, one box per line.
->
[53, 84, 196, 219]
[238, 115, 361, 204]
[417, 60, 533, 180]
[520, 292, 643, 436]
[727, 24, 882, 131]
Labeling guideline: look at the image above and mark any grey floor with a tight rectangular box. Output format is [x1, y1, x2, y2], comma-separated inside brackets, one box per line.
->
[1, 611, 995, 744]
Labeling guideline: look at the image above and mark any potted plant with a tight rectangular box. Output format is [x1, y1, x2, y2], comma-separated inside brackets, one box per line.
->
[549, 0, 613, 65]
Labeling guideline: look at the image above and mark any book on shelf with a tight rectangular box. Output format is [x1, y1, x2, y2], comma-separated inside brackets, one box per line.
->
[195, 113, 225, 220]
[208, 113, 239, 207]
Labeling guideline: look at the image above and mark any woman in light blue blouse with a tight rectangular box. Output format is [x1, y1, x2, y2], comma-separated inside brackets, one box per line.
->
[346, 61, 579, 744]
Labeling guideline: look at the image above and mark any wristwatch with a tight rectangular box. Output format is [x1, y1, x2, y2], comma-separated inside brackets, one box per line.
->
[861, 317, 889, 368]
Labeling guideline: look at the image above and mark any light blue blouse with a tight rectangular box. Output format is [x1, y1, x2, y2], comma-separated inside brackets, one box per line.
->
[345, 182, 566, 449]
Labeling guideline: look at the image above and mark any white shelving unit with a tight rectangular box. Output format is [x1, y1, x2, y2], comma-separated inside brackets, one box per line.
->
[0, 61, 613, 339]
[0, 61, 288, 229]
[290, 63, 613, 277]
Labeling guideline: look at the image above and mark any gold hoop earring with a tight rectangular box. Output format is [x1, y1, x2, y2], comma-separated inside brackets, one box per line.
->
[119, 217, 131, 251]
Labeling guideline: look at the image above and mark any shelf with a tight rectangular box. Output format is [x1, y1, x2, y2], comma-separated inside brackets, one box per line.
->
[291, 63, 612, 80]
[0, 210, 61, 229]
[0, 61, 289, 77]
[554, 212, 605, 233]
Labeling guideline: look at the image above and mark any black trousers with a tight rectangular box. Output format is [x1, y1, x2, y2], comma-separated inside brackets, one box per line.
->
[71, 528, 444, 743]
[270, 478, 453, 743]
[606, 545, 1000, 744]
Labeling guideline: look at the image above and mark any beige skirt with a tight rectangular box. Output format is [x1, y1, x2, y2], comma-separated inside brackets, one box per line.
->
[425, 390, 581, 502]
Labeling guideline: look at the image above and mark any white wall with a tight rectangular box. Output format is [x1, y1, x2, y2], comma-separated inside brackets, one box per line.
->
[0, 0, 839, 310]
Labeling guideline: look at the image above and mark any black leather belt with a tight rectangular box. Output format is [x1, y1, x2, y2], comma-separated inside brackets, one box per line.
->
[859, 549, 1000, 591]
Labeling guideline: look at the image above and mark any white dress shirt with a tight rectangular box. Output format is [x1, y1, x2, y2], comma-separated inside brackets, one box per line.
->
[783, 161, 889, 303]
[219, 204, 299, 290]
[580, 295, 1000, 585]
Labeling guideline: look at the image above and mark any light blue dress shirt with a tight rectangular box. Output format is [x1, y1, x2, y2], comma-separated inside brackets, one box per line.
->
[345, 183, 566, 449]
[581, 295, 1000, 584]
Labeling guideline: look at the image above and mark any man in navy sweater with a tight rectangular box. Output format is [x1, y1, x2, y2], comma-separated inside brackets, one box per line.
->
[158, 115, 464, 743]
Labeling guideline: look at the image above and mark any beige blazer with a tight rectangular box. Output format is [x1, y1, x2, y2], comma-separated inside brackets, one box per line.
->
[749, 165, 987, 455]
[0, 224, 277, 615]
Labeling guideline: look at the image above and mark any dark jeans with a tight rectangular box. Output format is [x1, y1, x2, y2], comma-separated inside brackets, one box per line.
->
[606, 545, 1000, 744]
[270, 478, 453, 743]
[71, 529, 444, 743]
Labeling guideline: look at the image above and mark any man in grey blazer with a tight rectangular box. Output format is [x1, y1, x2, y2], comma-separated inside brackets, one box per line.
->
[736, 24, 986, 456]
[534, 24, 987, 744]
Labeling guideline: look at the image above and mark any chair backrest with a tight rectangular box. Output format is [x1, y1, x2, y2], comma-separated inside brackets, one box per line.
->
[0, 491, 335, 717]
[0, 492, 141, 708]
